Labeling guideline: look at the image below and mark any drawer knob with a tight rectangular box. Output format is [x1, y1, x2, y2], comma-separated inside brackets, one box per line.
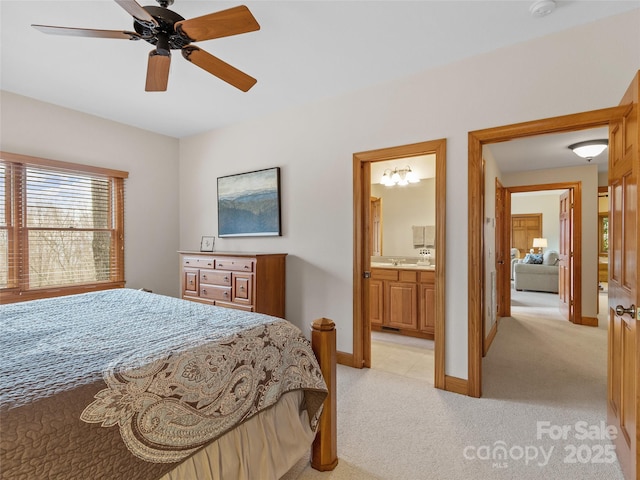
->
[185, 261, 190, 265]
[240, 286, 245, 291]
[202, 275, 207, 280]
[224, 276, 229, 282]
[224, 291, 229, 297]
[244, 265, 249, 269]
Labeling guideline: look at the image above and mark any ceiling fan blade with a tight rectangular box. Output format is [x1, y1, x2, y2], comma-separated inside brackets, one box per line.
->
[175, 5, 259, 42]
[146, 51, 171, 92]
[32, 24, 142, 40]
[114, 0, 158, 27]
[182, 46, 256, 92]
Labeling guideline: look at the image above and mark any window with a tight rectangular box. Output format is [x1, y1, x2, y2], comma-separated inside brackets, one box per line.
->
[1, 152, 128, 303]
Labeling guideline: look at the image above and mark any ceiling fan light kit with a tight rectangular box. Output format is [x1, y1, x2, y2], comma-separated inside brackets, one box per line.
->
[529, 0, 557, 18]
[32, 0, 260, 92]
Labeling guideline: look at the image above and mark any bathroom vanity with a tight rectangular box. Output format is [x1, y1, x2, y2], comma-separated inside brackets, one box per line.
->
[370, 264, 435, 339]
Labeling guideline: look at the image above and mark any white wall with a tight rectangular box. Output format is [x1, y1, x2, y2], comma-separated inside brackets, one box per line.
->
[503, 164, 600, 318]
[179, 11, 639, 378]
[511, 191, 563, 252]
[0, 91, 180, 297]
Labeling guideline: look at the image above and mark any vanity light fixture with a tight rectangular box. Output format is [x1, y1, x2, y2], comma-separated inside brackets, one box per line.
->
[380, 166, 420, 186]
[568, 139, 608, 161]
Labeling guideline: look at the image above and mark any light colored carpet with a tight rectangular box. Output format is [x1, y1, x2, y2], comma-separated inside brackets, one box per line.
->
[284, 289, 621, 479]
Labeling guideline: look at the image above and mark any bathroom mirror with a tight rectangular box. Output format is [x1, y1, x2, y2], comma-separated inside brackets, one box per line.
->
[369, 154, 436, 260]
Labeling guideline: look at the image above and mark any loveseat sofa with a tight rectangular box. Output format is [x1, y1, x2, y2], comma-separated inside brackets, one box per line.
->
[513, 250, 560, 293]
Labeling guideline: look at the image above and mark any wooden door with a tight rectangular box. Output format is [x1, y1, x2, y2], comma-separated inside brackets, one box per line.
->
[558, 189, 573, 322]
[495, 179, 508, 317]
[608, 72, 639, 480]
[511, 213, 541, 255]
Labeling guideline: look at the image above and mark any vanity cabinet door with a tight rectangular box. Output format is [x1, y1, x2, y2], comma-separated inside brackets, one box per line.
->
[419, 283, 435, 335]
[370, 279, 384, 326]
[386, 281, 418, 331]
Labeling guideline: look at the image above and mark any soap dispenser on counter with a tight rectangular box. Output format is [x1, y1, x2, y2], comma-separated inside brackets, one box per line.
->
[417, 248, 431, 266]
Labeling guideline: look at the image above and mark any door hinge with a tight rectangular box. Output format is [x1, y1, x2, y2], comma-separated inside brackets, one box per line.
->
[363, 271, 371, 279]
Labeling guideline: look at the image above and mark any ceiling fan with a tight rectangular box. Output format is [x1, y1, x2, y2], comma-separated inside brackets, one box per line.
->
[32, 0, 260, 92]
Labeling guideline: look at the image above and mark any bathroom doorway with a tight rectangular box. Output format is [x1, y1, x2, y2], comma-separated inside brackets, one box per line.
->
[352, 138, 447, 391]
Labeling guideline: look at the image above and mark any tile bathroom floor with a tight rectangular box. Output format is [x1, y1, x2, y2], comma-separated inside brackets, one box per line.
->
[370, 331, 434, 383]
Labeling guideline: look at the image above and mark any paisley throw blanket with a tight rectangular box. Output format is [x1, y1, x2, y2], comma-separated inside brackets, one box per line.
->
[1, 289, 327, 480]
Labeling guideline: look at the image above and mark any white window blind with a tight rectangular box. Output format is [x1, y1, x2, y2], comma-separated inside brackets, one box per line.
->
[0, 152, 128, 303]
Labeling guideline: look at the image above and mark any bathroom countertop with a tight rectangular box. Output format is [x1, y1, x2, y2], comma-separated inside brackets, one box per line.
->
[371, 262, 435, 271]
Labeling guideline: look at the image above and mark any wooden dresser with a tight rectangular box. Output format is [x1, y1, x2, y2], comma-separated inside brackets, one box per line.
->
[179, 251, 287, 318]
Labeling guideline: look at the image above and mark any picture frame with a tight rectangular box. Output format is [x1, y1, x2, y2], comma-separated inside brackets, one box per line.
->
[598, 213, 608, 255]
[200, 236, 215, 252]
[217, 167, 282, 237]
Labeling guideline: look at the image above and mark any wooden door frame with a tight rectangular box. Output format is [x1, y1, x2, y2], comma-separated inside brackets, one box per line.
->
[500, 182, 582, 322]
[468, 106, 627, 398]
[353, 139, 446, 390]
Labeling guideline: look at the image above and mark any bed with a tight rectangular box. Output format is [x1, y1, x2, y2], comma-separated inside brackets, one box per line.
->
[0, 288, 337, 479]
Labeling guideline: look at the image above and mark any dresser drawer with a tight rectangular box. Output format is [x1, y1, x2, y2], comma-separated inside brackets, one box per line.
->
[232, 273, 253, 305]
[183, 268, 199, 296]
[199, 270, 231, 286]
[215, 301, 254, 312]
[183, 256, 215, 269]
[200, 285, 232, 302]
[215, 257, 254, 272]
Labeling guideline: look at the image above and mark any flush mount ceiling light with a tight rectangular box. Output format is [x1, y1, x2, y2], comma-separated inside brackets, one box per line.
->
[568, 139, 609, 161]
[380, 166, 420, 186]
[530, 0, 556, 17]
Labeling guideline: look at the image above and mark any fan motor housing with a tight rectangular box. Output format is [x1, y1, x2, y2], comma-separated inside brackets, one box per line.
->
[134, 6, 191, 50]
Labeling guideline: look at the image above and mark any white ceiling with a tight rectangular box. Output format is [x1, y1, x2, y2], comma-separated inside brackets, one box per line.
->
[487, 126, 611, 174]
[2, 1, 638, 140]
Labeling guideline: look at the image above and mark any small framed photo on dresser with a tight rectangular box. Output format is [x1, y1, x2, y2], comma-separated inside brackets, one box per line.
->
[200, 236, 215, 252]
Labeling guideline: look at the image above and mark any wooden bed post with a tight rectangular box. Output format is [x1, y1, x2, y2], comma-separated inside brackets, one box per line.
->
[310, 318, 338, 471]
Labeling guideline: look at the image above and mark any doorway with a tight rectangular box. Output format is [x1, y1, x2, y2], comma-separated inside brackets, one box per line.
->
[500, 183, 583, 324]
[352, 139, 447, 390]
[467, 106, 627, 398]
